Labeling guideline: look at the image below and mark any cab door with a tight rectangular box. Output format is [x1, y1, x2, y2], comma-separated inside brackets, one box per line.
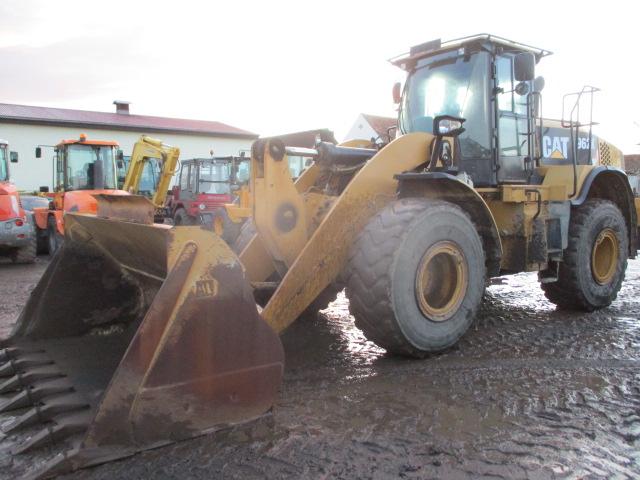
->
[495, 55, 530, 183]
[179, 163, 196, 204]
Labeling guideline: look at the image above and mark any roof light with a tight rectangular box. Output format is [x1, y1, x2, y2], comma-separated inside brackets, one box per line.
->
[409, 38, 441, 56]
[79, 133, 87, 142]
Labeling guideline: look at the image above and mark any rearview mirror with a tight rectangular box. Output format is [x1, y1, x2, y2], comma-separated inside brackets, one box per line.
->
[514, 52, 535, 82]
[392, 82, 402, 104]
[39, 186, 49, 193]
[433, 115, 466, 137]
[10, 151, 18, 163]
[35, 147, 42, 158]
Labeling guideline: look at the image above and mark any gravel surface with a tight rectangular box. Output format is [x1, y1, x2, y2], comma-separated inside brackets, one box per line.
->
[1, 255, 639, 479]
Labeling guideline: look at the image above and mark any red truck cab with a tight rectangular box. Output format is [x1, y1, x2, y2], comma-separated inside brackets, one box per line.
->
[168, 156, 249, 225]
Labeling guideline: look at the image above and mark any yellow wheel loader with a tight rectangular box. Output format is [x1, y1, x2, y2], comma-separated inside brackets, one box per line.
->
[2, 34, 639, 478]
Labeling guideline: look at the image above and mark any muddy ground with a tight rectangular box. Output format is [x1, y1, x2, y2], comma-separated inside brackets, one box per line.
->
[1, 256, 639, 479]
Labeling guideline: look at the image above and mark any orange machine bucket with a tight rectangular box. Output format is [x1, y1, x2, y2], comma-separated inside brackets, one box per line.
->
[0, 195, 284, 479]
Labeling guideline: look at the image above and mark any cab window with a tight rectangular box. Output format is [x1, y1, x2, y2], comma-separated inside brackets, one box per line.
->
[496, 56, 529, 157]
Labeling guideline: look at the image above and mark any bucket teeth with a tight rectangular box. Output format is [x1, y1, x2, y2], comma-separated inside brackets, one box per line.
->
[13, 410, 93, 455]
[0, 346, 43, 360]
[2, 393, 90, 434]
[0, 353, 53, 378]
[0, 366, 64, 394]
[0, 378, 74, 413]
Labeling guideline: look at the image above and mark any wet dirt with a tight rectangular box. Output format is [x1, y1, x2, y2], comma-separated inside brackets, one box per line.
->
[1, 257, 639, 479]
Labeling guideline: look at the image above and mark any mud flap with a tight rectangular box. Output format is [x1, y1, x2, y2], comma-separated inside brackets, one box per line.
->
[0, 196, 284, 479]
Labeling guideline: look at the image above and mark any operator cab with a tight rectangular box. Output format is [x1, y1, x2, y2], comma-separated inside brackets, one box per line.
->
[393, 34, 551, 187]
[37, 135, 119, 192]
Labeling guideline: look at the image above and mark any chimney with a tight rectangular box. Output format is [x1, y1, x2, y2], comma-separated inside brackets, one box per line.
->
[113, 100, 131, 115]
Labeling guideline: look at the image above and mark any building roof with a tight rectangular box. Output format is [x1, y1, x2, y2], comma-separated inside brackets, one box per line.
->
[362, 114, 397, 140]
[0, 102, 258, 139]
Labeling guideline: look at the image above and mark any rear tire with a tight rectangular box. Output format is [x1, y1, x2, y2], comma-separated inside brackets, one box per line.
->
[173, 208, 194, 226]
[540, 199, 627, 311]
[345, 198, 486, 357]
[47, 215, 63, 256]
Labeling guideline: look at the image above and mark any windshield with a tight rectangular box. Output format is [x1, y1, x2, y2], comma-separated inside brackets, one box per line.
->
[198, 161, 231, 194]
[138, 158, 162, 196]
[235, 159, 250, 184]
[400, 51, 492, 159]
[0, 145, 8, 182]
[66, 144, 117, 190]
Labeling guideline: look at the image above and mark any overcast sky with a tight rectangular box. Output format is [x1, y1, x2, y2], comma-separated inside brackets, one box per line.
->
[1, 0, 639, 153]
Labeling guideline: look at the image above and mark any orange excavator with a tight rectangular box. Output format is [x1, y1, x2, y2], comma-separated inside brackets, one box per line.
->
[32, 134, 129, 254]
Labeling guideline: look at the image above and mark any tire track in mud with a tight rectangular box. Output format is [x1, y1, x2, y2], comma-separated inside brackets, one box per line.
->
[1, 261, 639, 479]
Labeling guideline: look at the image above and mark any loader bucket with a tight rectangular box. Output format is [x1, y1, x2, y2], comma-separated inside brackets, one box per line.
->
[0, 195, 284, 479]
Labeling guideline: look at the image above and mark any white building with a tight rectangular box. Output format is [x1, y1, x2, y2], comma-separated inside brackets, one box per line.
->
[0, 101, 258, 190]
[344, 113, 397, 143]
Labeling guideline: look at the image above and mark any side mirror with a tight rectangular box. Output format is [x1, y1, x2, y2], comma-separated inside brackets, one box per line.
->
[117, 149, 124, 160]
[392, 82, 402, 104]
[117, 160, 124, 169]
[433, 115, 466, 137]
[39, 186, 49, 193]
[514, 52, 535, 82]
[35, 147, 42, 158]
[533, 76, 545, 93]
[9, 151, 18, 163]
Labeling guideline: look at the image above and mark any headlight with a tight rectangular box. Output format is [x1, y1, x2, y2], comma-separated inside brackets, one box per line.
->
[198, 203, 206, 210]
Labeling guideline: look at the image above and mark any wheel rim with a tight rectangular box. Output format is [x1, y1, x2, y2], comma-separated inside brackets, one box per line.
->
[415, 241, 468, 322]
[591, 228, 619, 285]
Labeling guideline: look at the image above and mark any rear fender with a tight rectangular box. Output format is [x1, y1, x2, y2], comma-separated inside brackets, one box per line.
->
[32, 207, 49, 230]
[52, 210, 64, 235]
[396, 172, 503, 277]
[573, 167, 638, 257]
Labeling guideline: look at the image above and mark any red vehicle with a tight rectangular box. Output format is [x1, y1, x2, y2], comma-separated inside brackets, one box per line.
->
[167, 156, 249, 227]
[0, 139, 36, 263]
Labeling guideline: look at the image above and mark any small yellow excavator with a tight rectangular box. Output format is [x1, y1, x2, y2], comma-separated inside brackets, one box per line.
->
[2, 35, 639, 478]
[121, 135, 180, 222]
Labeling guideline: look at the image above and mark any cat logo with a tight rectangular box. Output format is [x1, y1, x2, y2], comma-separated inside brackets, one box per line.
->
[542, 136, 570, 159]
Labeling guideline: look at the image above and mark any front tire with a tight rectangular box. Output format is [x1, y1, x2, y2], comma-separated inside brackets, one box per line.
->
[541, 199, 628, 311]
[47, 215, 63, 256]
[345, 198, 486, 357]
[173, 208, 194, 226]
